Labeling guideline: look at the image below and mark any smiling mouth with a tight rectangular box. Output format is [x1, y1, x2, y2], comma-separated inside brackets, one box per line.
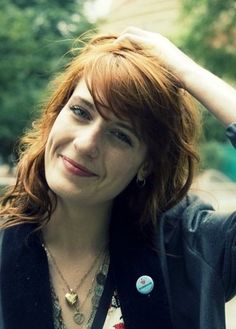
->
[61, 155, 98, 177]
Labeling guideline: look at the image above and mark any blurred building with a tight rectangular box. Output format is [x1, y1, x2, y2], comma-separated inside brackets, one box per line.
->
[98, 0, 181, 36]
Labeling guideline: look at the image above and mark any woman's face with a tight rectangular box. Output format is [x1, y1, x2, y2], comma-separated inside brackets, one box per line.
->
[44, 79, 147, 207]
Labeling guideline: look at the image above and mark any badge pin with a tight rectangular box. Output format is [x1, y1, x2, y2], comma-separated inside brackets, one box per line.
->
[136, 275, 154, 294]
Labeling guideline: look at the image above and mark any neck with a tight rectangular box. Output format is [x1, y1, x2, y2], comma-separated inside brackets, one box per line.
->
[42, 198, 112, 256]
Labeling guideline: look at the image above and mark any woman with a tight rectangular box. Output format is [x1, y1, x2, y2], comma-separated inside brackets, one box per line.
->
[0, 26, 236, 329]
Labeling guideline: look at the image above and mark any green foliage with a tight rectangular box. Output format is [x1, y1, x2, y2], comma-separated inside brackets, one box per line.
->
[200, 141, 225, 170]
[179, 0, 236, 174]
[201, 108, 226, 143]
[180, 0, 236, 79]
[0, 0, 95, 162]
[200, 142, 236, 180]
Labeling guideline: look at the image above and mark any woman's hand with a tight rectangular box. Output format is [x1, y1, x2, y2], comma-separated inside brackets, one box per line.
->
[116, 26, 197, 89]
[117, 27, 236, 126]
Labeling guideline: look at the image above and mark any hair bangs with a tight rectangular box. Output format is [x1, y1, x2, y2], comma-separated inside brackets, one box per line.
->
[1, 32, 201, 238]
[81, 50, 156, 141]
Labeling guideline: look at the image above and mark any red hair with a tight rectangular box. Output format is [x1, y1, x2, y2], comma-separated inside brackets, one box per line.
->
[0, 33, 200, 233]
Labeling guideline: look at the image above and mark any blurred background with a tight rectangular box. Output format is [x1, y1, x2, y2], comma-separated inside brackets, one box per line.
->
[1, 0, 236, 181]
[0, 0, 236, 326]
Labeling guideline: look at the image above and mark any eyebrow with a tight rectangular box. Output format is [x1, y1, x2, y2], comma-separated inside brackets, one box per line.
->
[71, 96, 95, 111]
[115, 121, 138, 138]
[70, 95, 139, 139]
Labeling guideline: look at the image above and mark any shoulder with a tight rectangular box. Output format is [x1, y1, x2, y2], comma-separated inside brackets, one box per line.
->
[162, 195, 236, 276]
[0, 223, 40, 258]
[161, 194, 236, 299]
[160, 193, 236, 264]
[162, 193, 235, 236]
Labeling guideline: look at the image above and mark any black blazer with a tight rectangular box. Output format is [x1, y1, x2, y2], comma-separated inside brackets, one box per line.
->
[0, 216, 173, 329]
[1, 191, 236, 329]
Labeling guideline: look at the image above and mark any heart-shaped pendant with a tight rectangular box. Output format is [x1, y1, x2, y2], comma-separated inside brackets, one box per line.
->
[65, 291, 78, 306]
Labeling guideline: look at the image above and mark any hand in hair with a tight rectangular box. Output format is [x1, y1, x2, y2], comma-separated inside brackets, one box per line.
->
[116, 26, 195, 88]
[117, 26, 236, 126]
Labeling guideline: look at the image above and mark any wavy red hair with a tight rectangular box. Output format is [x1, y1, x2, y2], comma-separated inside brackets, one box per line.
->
[0, 33, 201, 233]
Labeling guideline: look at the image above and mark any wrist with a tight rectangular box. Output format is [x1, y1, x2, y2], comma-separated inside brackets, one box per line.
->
[175, 58, 201, 90]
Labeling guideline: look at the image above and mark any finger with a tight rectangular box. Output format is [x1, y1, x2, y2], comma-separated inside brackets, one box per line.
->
[115, 33, 152, 50]
[119, 26, 156, 39]
[120, 26, 144, 36]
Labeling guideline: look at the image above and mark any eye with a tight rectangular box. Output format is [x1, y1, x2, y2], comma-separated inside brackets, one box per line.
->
[110, 129, 133, 146]
[69, 105, 91, 120]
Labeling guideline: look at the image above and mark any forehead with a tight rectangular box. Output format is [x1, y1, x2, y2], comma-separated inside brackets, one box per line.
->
[70, 78, 126, 122]
[71, 79, 94, 104]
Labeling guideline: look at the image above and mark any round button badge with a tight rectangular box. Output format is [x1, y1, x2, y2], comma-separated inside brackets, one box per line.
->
[136, 275, 154, 295]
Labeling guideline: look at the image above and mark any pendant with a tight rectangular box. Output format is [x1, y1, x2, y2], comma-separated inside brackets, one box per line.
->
[96, 272, 106, 285]
[94, 284, 103, 296]
[92, 294, 100, 308]
[65, 290, 78, 306]
[73, 311, 85, 325]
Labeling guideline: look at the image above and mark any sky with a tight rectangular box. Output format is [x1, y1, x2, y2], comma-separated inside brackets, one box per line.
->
[84, 0, 113, 22]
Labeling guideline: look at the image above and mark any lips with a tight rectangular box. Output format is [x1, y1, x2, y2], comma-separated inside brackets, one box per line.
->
[61, 155, 98, 177]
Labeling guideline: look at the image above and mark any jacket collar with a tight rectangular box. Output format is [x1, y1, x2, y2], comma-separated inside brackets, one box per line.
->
[1, 224, 54, 329]
[109, 207, 173, 329]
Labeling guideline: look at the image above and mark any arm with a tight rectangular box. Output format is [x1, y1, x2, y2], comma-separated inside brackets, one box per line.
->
[117, 27, 236, 126]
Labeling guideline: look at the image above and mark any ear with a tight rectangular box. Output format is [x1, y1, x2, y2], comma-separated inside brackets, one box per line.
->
[137, 161, 151, 180]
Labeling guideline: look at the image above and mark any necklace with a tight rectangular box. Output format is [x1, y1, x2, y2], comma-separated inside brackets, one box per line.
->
[42, 243, 106, 325]
[50, 252, 110, 329]
[85, 252, 109, 328]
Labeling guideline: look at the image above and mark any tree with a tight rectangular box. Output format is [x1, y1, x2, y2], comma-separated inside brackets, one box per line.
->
[180, 0, 236, 79]
[177, 0, 236, 178]
[0, 0, 95, 163]
[179, 0, 236, 144]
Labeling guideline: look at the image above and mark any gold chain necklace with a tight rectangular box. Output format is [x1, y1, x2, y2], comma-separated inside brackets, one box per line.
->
[42, 243, 105, 325]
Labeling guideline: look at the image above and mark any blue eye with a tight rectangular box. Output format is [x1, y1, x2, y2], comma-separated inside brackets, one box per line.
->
[111, 130, 133, 146]
[69, 105, 91, 120]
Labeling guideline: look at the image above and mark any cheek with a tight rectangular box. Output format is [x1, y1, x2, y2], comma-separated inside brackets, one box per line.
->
[45, 112, 71, 155]
[44, 128, 57, 166]
[106, 152, 142, 185]
[105, 141, 147, 182]
[105, 158, 141, 199]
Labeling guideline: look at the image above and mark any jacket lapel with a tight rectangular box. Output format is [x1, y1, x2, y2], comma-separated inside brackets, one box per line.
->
[1, 224, 54, 329]
[1, 208, 175, 329]
[109, 209, 173, 329]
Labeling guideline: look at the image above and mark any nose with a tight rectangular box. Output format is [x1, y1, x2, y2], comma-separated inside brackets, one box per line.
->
[73, 122, 103, 159]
